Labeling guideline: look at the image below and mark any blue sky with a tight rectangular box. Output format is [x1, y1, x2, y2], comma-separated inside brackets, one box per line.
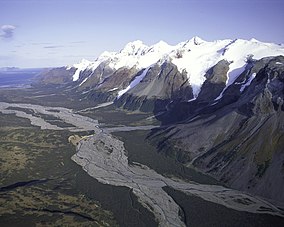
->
[0, 0, 283, 68]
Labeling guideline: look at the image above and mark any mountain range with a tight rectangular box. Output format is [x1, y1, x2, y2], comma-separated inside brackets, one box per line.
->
[36, 37, 284, 205]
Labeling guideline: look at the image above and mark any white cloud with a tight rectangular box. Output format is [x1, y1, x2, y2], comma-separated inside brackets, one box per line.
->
[1, 25, 16, 40]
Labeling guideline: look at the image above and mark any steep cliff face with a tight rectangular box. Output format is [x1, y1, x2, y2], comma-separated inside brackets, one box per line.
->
[149, 56, 284, 204]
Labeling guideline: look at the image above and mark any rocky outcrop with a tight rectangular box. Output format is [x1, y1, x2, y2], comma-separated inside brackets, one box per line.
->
[196, 59, 229, 102]
[157, 56, 284, 123]
[34, 60, 193, 113]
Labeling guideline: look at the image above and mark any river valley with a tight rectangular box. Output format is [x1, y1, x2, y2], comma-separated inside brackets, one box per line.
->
[1, 101, 284, 226]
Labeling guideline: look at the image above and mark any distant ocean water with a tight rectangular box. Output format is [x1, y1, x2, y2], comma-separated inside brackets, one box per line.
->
[0, 69, 43, 88]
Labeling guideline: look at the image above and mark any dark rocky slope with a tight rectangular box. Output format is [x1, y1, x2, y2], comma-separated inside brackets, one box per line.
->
[149, 56, 284, 204]
[115, 61, 193, 112]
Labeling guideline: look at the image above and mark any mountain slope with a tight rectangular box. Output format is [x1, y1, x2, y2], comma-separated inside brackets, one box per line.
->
[149, 56, 284, 204]
[115, 61, 193, 112]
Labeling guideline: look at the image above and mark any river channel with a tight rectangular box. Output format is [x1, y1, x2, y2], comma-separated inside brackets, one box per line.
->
[1, 101, 284, 226]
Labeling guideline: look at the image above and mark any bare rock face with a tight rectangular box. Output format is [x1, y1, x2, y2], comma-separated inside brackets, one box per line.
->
[252, 88, 275, 115]
[82, 66, 139, 105]
[149, 56, 284, 204]
[77, 63, 115, 91]
[115, 61, 193, 112]
[197, 59, 230, 102]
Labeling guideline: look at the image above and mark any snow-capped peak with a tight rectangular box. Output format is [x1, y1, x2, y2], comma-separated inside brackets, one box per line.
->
[140, 41, 174, 57]
[178, 36, 207, 50]
[188, 36, 206, 45]
[120, 40, 148, 56]
[73, 59, 92, 68]
[214, 38, 284, 99]
[72, 59, 93, 81]
[172, 37, 284, 97]
[99, 51, 116, 58]
[250, 38, 260, 43]
[150, 40, 173, 52]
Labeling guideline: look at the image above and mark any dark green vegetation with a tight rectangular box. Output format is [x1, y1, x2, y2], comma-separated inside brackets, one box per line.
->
[0, 112, 158, 227]
[0, 114, 118, 227]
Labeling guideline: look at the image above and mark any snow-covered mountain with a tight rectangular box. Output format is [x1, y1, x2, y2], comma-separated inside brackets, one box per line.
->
[35, 37, 284, 205]
[63, 37, 283, 96]
[36, 37, 284, 111]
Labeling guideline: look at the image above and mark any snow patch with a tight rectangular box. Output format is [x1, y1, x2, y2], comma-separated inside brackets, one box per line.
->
[117, 67, 150, 99]
[72, 59, 93, 81]
[81, 90, 90, 95]
[79, 77, 88, 86]
[187, 98, 196, 102]
[94, 102, 113, 109]
[240, 73, 256, 92]
[120, 40, 148, 56]
[108, 87, 119, 92]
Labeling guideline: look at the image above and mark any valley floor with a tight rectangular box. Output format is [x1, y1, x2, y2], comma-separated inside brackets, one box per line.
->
[0, 98, 284, 226]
